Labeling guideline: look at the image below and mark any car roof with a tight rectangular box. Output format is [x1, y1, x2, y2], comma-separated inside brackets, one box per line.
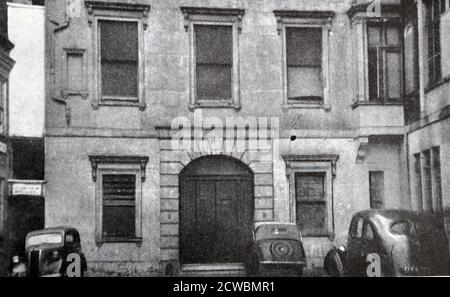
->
[353, 209, 440, 224]
[26, 226, 78, 237]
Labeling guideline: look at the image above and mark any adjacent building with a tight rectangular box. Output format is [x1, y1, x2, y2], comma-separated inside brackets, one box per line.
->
[43, 0, 449, 276]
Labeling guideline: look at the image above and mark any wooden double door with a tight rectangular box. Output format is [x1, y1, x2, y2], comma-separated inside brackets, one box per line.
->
[179, 158, 254, 264]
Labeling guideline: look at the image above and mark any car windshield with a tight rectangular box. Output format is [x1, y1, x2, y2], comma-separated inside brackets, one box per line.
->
[26, 233, 63, 247]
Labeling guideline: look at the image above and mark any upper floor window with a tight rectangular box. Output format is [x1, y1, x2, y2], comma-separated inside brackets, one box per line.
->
[426, 0, 444, 87]
[100, 20, 138, 100]
[195, 25, 233, 101]
[181, 7, 244, 111]
[85, 1, 149, 110]
[286, 27, 323, 104]
[367, 22, 402, 102]
[274, 10, 334, 111]
[0, 80, 6, 136]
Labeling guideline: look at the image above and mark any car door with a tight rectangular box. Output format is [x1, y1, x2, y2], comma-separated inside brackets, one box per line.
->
[346, 216, 365, 276]
[361, 221, 382, 276]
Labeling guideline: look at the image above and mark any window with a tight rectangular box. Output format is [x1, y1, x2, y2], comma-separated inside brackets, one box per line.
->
[351, 217, 364, 239]
[363, 222, 375, 241]
[369, 171, 384, 209]
[85, 1, 149, 110]
[295, 172, 327, 236]
[102, 174, 136, 239]
[390, 221, 415, 236]
[89, 155, 148, 246]
[431, 147, 443, 211]
[284, 155, 338, 238]
[367, 23, 402, 102]
[404, 23, 419, 95]
[100, 20, 138, 100]
[195, 25, 233, 101]
[274, 10, 334, 110]
[426, 0, 443, 86]
[181, 7, 244, 110]
[286, 27, 323, 103]
[414, 147, 442, 212]
[423, 150, 433, 211]
[0, 81, 5, 135]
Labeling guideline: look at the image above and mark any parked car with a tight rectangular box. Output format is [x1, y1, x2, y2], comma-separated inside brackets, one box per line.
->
[13, 227, 87, 277]
[324, 210, 450, 277]
[245, 222, 307, 276]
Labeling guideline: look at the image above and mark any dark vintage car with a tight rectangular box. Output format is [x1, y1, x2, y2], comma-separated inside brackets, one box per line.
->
[16, 227, 87, 277]
[245, 222, 307, 276]
[324, 210, 450, 277]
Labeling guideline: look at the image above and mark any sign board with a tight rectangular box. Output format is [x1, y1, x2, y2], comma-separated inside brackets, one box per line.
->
[11, 182, 44, 196]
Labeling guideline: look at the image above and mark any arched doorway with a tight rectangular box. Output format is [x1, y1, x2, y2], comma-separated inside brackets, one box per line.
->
[179, 156, 254, 264]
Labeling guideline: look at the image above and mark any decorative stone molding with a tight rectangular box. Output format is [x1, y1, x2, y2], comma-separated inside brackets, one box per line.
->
[61, 48, 89, 100]
[180, 7, 245, 33]
[89, 155, 149, 182]
[85, 1, 150, 30]
[283, 154, 339, 178]
[273, 10, 335, 35]
[355, 137, 369, 164]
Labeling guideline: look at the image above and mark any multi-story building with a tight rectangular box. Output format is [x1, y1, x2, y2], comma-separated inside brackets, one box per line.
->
[0, 0, 15, 276]
[43, 0, 448, 276]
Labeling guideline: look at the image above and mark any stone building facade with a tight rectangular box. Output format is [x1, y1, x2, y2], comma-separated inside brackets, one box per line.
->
[43, 0, 448, 276]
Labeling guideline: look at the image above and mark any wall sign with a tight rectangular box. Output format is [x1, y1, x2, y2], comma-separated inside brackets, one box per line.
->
[11, 182, 44, 196]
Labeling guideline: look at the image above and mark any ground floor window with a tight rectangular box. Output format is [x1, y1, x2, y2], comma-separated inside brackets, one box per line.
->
[369, 171, 385, 209]
[283, 155, 338, 238]
[413, 147, 442, 212]
[89, 155, 148, 246]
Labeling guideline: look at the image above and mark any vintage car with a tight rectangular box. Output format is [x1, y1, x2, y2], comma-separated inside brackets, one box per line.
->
[245, 222, 307, 276]
[324, 210, 450, 277]
[17, 227, 87, 277]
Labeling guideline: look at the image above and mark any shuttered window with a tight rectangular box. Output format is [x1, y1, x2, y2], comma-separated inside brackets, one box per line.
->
[195, 25, 233, 101]
[286, 27, 323, 103]
[367, 23, 402, 102]
[100, 20, 139, 99]
[369, 171, 385, 209]
[102, 174, 136, 239]
[295, 172, 327, 236]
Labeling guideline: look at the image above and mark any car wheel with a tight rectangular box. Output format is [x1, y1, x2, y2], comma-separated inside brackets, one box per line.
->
[324, 250, 345, 277]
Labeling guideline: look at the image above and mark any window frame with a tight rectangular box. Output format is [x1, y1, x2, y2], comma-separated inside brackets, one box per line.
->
[89, 155, 149, 247]
[425, 0, 443, 88]
[85, 1, 149, 111]
[283, 155, 338, 238]
[274, 10, 334, 111]
[366, 21, 403, 103]
[181, 7, 244, 111]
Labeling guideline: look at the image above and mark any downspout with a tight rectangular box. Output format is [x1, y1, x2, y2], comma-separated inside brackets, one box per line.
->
[49, 8, 70, 125]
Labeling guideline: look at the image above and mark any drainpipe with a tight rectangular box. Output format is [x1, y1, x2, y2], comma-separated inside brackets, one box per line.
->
[49, 6, 71, 125]
[417, 0, 426, 118]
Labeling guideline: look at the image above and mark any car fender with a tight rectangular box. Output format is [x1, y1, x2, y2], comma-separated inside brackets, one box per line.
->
[324, 247, 346, 277]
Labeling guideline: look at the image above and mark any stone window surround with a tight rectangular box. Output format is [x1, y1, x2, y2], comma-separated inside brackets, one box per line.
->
[180, 6, 245, 111]
[283, 154, 339, 239]
[273, 10, 334, 112]
[347, 4, 403, 105]
[85, 1, 150, 111]
[89, 155, 149, 247]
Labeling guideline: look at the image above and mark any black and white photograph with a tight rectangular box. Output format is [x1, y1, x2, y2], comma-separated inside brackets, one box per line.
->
[0, 0, 449, 287]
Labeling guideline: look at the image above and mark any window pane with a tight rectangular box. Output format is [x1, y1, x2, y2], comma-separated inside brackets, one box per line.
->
[195, 25, 233, 100]
[368, 26, 381, 46]
[423, 150, 433, 211]
[296, 203, 326, 234]
[369, 171, 385, 209]
[100, 21, 138, 97]
[103, 205, 135, 238]
[295, 172, 325, 202]
[432, 147, 442, 211]
[386, 26, 400, 46]
[404, 24, 417, 94]
[103, 174, 136, 200]
[368, 49, 379, 100]
[414, 153, 423, 210]
[287, 66, 323, 99]
[195, 25, 232, 65]
[386, 52, 401, 99]
[364, 223, 375, 240]
[286, 27, 322, 66]
[196, 65, 232, 100]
